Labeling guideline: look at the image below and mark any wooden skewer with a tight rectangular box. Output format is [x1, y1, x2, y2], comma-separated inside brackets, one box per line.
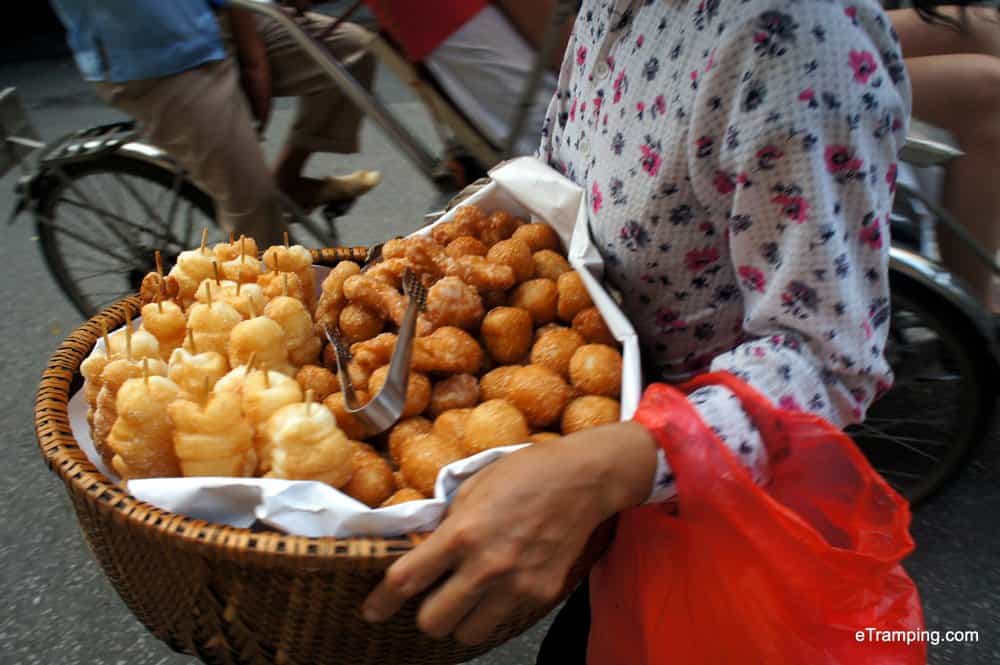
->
[283, 231, 290, 249]
[213, 261, 222, 286]
[142, 358, 150, 388]
[236, 281, 243, 297]
[203, 376, 212, 400]
[305, 389, 314, 416]
[282, 272, 289, 297]
[100, 321, 111, 356]
[200, 228, 208, 254]
[206, 281, 214, 307]
[124, 309, 133, 362]
[229, 231, 235, 245]
[245, 352, 257, 378]
[240, 237, 247, 266]
[155, 286, 164, 313]
[262, 366, 271, 389]
[187, 327, 197, 354]
[154, 250, 164, 277]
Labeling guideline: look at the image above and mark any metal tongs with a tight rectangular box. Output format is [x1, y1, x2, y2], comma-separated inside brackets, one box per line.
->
[323, 268, 427, 436]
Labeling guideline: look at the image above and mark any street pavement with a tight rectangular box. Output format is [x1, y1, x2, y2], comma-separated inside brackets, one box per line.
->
[1, 13, 998, 665]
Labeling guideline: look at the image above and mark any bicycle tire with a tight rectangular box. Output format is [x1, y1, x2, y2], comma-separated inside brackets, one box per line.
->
[849, 270, 996, 505]
[34, 153, 217, 319]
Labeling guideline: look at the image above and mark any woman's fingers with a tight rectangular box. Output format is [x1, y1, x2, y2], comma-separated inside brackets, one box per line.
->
[415, 566, 496, 639]
[362, 531, 458, 623]
[453, 589, 523, 646]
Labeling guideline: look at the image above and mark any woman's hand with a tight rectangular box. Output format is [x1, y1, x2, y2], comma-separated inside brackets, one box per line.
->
[362, 421, 658, 645]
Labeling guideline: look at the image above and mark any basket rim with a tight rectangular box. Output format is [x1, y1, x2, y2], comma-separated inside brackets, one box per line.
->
[34, 251, 429, 567]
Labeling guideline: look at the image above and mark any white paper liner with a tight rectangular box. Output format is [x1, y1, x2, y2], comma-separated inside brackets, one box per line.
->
[68, 157, 642, 537]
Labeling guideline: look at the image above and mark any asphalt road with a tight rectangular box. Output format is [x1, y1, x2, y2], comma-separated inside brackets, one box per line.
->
[1, 15, 998, 665]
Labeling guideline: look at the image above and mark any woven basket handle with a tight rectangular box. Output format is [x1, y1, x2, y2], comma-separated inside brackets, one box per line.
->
[311, 246, 370, 266]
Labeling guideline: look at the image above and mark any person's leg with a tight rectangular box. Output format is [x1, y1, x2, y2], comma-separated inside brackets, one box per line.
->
[256, 14, 380, 208]
[424, 5, 559, 157]
[535, 580, 590, 665]
[904, 53, 1000, 308]
[890, 6, 1000, 59]
[97, 59, 288, 246]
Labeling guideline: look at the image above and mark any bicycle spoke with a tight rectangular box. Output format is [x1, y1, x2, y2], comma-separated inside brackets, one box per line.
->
[854, 424, 944, 462]
[873, 468, 924, 480]
[37, 213, 136, 265]
[57, 197, 177, 248]
[110, 171, 181, 243]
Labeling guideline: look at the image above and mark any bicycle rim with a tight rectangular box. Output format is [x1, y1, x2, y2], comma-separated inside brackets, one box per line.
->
[848, 277, 993, 504]
[35, 154, 221, 318]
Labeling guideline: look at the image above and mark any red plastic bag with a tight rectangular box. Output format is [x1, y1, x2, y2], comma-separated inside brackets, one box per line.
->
[588, 372, 925, 665]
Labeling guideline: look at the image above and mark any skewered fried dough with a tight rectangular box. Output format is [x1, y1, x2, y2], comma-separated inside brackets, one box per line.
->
[170, 391, 257, 477]
[263, 399, 353, 487]
[108, 375, 182, 479]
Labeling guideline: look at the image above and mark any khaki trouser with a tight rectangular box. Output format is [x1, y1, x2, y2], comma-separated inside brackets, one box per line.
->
[96, 13, 375, 246]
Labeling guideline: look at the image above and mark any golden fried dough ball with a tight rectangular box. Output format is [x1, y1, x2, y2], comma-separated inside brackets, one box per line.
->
[486, 238, 534, 283]
[314, 261, 362, 337]
[412, 327, 484, 375]
[463, 399, 531, 455]
[323, 390, 371, 441]
[432, 408, 472, 446]
[480, 210, 524, 246]
[388, 416, 433, 464]
[479, 365, 521, 402]
[481, 307, 533, 364]
[509, 278, 558, 326]
[259, 270, 307, 305]
[512, 223, 562, 253]
[343, 273, 432, 336]
[339, 303, 385, 344]
[228, 315, 293, 376]
[530, 326, 585, 379]
[569, 344, 623, 398]
[505, 365, 573, 429]
[322, 346, 373, 390]
[368, 365, 432, 418]
[529, 432, 561, 444]
[427, 374, 479, 418]
[140, 301, 186, 359]
[424, 276, 484, 331]
[561, 396, 620, 434]
[431, 205, 486, 245]
[365, 258, 409, 289]
[263, 401, 354, 487]
[445, 235, 488, 259]
[295, 365, 340, 402]
[380, 238, 409, 260]
[399, 432, 465, 497]
[343, 445, 396, 508]
[532, 249, 572, 281]
[557, 271, 594, 322]
[381, 487, 428, 506]
[572, 306, 618, 347]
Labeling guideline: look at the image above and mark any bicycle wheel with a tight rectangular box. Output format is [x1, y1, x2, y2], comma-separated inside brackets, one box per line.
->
[34, 154, 221, 318]
[848, 272, 996, 504]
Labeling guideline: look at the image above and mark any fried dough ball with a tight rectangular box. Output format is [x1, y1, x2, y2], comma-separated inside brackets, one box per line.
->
[344, 445, 396, 507]
[393, 470, 408, 489]
[259, 270, 307, 305]
[168, 348, 229, 402]
[482, 290, 507, 310]
[263, 401, 354, 487]
[480, 210, 524, 246]
[193, 281, 268, 320]
[529, 432, 561, 444]
[365, 258, 408, 289]
[406, 236, 516, 291]
[425, 276, 483, 331]
[399, 432, 464, 497]
[314, 261, 361, 336]
[427, 374, 479, 418]
[221, 252, 262, 285]
[343, 273, 432, 336]
[530, 326, 585, 378]
[445, 236, 488, 259]
[94, 358, 169, 466]
[388, 416, 433, 464]
[349, 333, 397, 372]
[557, 271, 594, 322]
[561, 396, 620, 434]
[486, 238, 533, 283]
[431, 205, 486, 245]
[244, 370, 304, 473]
[262, 244, 316, 310]
[512, 223, 562, 253]
[463, 400, 531, 455]
[323, 390, 372, 441]
[139, 271, 179, 306]
[185, 300, 242, 357]
[379, 238, 410, 259]
[322, 345, 372, 389]
[295, 365, 340, 401]
[140, 301, 187, 360]
[569, 344, 623, 397]
[412, 327, 483, 375]
[170, 391, 257, 477]
[432, 408, 473, 446]
[381, 487, 427, 506]
[169, 247, 215, 306]
[368, 366, 431, 418]
[481, 307, 533, 364]
[340, 303, 385, 344]
[532, 249, 572, 281]
[264, 295, 323, 366]
[213, 236, 260, 263]
[228, 315, 293, 376]
[572, 306, 618, 347]
[509, 278, 558, 326]
[108, 375, 182, 479]
[479, 365, 520, 401]
[504, 365, 573, 429]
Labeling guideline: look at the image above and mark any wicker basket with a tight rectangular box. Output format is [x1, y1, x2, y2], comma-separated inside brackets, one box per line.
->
[33, 248, 611, 665]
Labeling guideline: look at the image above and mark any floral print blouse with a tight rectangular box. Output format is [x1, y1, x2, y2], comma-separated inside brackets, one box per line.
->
[538, 0, 910, 501]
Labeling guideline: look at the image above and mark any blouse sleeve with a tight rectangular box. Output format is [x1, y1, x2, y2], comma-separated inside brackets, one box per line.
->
[644, 0, 911, 502]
